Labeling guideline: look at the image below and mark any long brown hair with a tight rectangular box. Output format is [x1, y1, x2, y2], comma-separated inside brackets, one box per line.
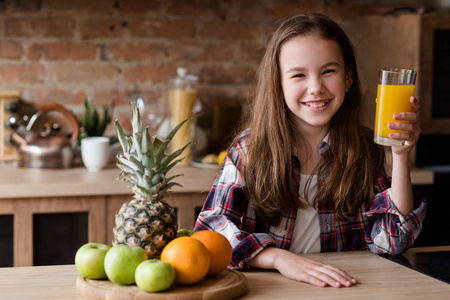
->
[234, 13, 385, 226]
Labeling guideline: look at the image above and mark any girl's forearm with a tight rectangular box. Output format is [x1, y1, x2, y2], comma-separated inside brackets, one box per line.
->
[390, 152, 414, 217]
[247, 247, 277, 269]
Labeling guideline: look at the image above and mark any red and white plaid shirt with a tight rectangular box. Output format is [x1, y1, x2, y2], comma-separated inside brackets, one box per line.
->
[194, 132, 427, 269]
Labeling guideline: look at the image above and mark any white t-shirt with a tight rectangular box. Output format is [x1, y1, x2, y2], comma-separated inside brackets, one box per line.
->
[289, 174, 321, 254]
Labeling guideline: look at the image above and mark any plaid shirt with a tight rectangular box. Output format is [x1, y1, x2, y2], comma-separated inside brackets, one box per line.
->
[194, 133, 427, 269]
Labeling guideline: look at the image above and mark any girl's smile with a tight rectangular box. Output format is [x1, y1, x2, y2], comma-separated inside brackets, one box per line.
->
[301, 98, 332, 109]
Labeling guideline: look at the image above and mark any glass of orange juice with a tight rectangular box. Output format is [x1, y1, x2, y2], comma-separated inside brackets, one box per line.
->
[374, 67, 417, 147]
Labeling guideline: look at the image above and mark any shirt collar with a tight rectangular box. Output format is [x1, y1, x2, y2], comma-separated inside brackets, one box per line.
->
[318, 133, 330, 156]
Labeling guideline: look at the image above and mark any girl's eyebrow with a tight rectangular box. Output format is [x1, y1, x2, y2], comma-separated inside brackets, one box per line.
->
[284, 61, 341, 73]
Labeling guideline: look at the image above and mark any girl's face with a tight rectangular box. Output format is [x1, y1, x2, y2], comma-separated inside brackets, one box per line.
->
[279, 34, 352, 134]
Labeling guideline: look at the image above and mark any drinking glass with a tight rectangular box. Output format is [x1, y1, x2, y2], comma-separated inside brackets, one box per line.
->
[374, 67, 417, 147]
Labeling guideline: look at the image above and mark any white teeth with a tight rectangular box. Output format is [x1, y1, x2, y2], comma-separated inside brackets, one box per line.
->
[306, 101, 328, 108]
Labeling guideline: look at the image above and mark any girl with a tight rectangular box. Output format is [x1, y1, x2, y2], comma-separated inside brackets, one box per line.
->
[194, 13, 426, 288]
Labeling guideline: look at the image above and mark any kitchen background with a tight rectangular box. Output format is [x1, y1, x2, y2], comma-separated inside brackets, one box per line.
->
[0, 0, 431, 133]
[1, 0, 449, 265]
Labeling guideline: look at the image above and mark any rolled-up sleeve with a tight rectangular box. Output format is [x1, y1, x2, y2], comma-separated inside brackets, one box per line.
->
[364, 187, 427, 255]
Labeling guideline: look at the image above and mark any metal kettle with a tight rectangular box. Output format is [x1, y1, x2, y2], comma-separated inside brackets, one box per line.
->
[11, 103, 80, 169]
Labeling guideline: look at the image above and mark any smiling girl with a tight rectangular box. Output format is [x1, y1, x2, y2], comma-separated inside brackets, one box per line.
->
[195, 13, 426, 288]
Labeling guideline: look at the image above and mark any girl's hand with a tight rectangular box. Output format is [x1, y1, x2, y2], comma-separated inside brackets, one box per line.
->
[274, 250, 357, 288]
[249, 247, 357, 288]
[388, 96, 421, 155]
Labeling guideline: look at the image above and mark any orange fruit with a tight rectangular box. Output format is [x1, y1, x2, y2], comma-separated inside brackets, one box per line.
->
[191, 230, 232, 276]
[160, 236, 210, 285]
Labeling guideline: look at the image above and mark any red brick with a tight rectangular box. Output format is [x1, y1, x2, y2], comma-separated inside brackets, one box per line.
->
[92, 90, 127, 107]
[34, 19, 74, 38]
[80, 19, 123, 38]
[199, 65, 255, 85]
[68, 43, 97, 60]
[165, 0, 231, 18]
[128, 20, 195, 39]
[5, 19, 34, 36]
[123, 65, 176, 84]
[5, 18, 73, 37]
[0, 40, 23, 59]
[44, 89, 80, 104]
[105, 43, 169, 61]
[0, 64, 45, 83]
[190, 42, 236, 63]
[238, 42, 264, 64]
[198, 21, 259, 40]
[116, 0, 160, 14]
[21, 88, 85, 106]
[27, 42, 96, 60]
[50, 63, 120, 84]
[47, 0, 113, 14]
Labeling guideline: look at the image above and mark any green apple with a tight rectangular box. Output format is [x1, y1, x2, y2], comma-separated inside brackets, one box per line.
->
[135, 259, 175, 292]
[104, 244, 148, 285]
[176, 228, 195, 238]
[75, 242, 110, 279]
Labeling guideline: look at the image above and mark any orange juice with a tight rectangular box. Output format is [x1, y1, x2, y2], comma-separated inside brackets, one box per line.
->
[374, 84, 414, 138]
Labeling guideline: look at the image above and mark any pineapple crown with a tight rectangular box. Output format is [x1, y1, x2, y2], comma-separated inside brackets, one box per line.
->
[115, 102, 189, 201]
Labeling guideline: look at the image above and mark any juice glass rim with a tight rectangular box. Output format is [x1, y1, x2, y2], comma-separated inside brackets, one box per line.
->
[380, 67, 417, 75]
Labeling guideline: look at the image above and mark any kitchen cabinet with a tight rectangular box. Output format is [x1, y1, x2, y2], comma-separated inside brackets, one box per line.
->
[0, 164, 216, 267]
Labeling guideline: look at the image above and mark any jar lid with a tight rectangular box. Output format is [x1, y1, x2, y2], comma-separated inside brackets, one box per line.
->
[168, 67, 198, 84]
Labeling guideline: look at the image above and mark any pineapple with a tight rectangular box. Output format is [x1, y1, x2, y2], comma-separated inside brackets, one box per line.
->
[113, 102, 189, 258]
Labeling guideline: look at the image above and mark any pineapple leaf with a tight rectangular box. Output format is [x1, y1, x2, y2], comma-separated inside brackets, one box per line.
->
[152, 137, 163, 153]
[131, 102, 142, 137]
[115, 120, 129, 156]
[165, 158, 186, 173]
[116, 161, 136, 175]
[141, 128, 151, 163]
[161, 143, 190, 169]
[117, 155, 144, 174]
[155, 119, 188, 163]
[165, 182, 183, 190]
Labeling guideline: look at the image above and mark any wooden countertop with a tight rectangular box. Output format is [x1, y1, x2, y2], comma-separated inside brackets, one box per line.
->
[0, 162, 433, 199]
[1, 251, 449, 299]
[0, 163, 217, 198]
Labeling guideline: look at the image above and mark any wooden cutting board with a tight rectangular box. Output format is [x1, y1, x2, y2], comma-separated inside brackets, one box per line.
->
[76, 269, 248, 300]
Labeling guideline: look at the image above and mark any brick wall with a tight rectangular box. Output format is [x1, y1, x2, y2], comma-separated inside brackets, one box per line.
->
[0, 0, 427, 134]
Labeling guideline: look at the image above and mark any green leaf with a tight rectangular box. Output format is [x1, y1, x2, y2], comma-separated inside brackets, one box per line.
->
[115, 120, 129, 156]
[155, 119, 189, 161]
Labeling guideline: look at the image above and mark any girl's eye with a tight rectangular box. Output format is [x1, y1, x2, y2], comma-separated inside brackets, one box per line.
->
[323, 69, 336, 74]
[292, 73, 305, 78]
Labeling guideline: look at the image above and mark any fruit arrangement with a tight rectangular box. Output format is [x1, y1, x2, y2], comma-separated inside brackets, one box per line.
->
[75, 102, 233, 293]
[75, 229, 232, 293]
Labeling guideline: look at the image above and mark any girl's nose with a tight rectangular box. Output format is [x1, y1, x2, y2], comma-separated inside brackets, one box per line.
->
[308, 77, 323, 95]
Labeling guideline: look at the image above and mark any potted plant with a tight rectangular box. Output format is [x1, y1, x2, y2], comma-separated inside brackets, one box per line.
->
[79, 98, 118, 169]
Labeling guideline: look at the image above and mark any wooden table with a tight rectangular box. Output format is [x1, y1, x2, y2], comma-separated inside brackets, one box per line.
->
[1, 251, 449, 299]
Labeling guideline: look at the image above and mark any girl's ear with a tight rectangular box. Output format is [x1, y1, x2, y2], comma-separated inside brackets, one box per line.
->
[345, 69, 353, 90]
